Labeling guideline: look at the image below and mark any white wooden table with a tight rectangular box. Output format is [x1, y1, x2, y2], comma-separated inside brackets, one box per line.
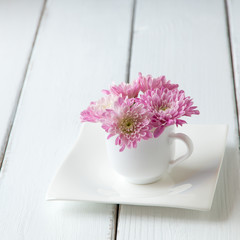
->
[0, 0, 240, 239]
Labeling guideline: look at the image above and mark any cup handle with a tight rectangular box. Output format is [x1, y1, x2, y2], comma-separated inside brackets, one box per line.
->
[168, 132, 193, 171]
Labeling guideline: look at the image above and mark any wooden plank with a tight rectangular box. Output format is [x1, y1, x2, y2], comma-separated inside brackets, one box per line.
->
[226, 0, 240, 139]
[0, 0, 133, 239]
[117, 0, 240, 239]
[0, 0, 45, 167]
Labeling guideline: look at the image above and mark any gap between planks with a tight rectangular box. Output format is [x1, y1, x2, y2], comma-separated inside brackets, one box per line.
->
[114, 0, 137, 239]
[113, 205, 120, 240]
[0, 0, 48, 170]
[126, 0, 137, 84]
[225, 0, 240, 147]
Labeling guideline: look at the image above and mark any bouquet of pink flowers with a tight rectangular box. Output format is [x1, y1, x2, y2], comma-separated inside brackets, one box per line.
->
[80, 73, 199, 151]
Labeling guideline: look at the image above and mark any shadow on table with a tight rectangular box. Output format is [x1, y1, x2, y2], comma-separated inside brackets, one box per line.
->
[121, 145, 240, 222]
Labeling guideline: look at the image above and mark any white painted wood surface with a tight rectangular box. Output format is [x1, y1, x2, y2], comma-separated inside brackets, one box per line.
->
[1, 0, 240, 239]
[0, 0, 133, 239]
[117, 0, 240, 239]
[0, 0, 44, 164]
[226, 0, 240, 136]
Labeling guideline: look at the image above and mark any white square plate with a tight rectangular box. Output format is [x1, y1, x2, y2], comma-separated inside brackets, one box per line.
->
[46, 123, 228, 211]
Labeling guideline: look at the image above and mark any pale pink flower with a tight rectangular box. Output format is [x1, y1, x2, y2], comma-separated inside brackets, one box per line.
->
[80, 94, 118, 122]
[139, 88, 200, 137]
[102, 97, 153, 151]
[135, 72, 179, 93]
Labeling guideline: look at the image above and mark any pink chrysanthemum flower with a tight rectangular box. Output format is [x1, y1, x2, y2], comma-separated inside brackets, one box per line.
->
[139, 88, 200, 138]
[80, 94, 117, 122]
[103, 81, 140, 98]
[102, 97, 153, 151]
[80, 73, 200, 151]
[135, 72, 179, 93]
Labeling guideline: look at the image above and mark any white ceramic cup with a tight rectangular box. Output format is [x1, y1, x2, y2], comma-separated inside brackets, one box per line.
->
[106, 126, 193, 184]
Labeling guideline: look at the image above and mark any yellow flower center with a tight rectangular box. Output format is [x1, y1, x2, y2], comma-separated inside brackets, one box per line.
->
[159, 105, 169, 111]
[120, 117, 136, 134]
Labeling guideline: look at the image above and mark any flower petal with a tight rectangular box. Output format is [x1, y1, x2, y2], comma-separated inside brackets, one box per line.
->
[154, 126, 165, 138]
